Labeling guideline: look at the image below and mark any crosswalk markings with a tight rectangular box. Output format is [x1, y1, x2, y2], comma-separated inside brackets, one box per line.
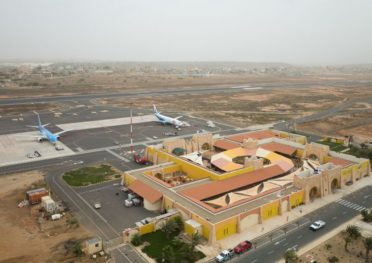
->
[335, 199, 367, 212]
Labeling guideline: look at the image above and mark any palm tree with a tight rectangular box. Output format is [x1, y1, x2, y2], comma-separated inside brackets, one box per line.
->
[190, 232, 202, 252]
[361, 209, 372, 223]
[161, 245, 176, 263]
[346, 225, 361, 240]
[283, 249, 298, 263]
[161, 220, 178, 238]
[343, 236, 351, 252]
[364, 237, 372, 263]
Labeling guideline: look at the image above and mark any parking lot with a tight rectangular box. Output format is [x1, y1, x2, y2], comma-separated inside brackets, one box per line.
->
[75, 179, 157, 233]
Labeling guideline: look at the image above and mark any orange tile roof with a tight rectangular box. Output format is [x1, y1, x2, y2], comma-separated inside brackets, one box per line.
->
[329, 157, 353, 167]
[129, 180, 163, 203]
[261, 142, 297, 155]
[213, 139, 240, 150]
[227, 130, 276, 143]
[180, 164, 286, 200]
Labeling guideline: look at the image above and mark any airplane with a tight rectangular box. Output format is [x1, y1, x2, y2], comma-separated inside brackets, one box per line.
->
[27, 113, 71, 144]
[153, 105, 186, 129]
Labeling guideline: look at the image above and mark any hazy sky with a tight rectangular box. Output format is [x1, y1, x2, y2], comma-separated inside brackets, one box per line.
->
[1, 0, 372, 64]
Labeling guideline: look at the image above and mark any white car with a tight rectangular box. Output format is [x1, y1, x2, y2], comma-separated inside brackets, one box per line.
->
[215, 249, 234, 262]
[310, 220, 326, 231]
[93, 202, 102, 209]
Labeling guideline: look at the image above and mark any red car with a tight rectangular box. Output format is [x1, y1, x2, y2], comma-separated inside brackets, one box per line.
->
[234, 240, 252, 254]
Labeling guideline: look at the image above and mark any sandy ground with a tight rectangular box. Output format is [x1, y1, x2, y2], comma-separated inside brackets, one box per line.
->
[298, 231, 367, 263]
[0, 171, 95, 263]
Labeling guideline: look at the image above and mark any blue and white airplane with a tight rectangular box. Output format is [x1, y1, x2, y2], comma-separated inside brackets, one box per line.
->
[153, 105, 186, 129]
[27, 114, 71, 144]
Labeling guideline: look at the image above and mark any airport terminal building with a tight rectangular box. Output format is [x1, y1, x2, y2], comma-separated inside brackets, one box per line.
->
[122, 130, 371, 244]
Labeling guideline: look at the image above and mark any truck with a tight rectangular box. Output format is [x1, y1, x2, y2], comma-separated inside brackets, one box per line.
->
[215, 249, 234, 262]
[233, 240, 252, 254]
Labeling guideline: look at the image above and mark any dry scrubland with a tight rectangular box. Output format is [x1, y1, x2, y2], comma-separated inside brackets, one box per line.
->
[1, 70, 372, 140]
[298, 231, 367, 263]
[0, 171, 93, 263]
[2, 71, 371, 98]
[100, 86, 372, 133]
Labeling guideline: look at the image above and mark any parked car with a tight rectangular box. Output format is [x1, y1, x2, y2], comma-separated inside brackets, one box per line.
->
[93, 202, 102, 209]
[127, 193, 138, 201]
[124, 199, 133, 207]
[233, 240, 252, 254]
[310, 220, 326, 231]
[121, 186, 130, 192]
[215, 249, 234, 262]
[132, 197, 142, 206]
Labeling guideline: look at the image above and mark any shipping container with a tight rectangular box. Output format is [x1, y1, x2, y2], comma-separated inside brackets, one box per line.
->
[26, 188, 49, 205]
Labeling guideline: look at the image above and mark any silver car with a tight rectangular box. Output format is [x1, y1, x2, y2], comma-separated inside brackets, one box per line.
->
[310, 220, 326, 231]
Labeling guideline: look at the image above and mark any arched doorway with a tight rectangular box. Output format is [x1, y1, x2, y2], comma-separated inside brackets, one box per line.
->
[309, 154, 319, 161]
[309, 187, 318, 202]
[331, 179, 338, 193]
[201, 142, 211, 151]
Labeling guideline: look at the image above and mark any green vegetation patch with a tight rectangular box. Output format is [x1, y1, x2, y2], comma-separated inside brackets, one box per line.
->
[345, 146, 372, 163]
[141, 230, 205, 263]
[62, 164, 118, 186]
[317, 140, 348, 152]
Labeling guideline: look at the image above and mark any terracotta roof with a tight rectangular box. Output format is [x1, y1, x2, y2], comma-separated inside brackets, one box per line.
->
[261, 142, 296, 156]
[213, 139, 240, 150]
[129, 180, 163, 203]
[227, 130, 276, 143]
[180, 164, 286, 200]
[329, 157, 353, 167]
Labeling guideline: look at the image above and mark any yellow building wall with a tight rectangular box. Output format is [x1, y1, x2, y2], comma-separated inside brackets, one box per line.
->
[262, 200, 280, 221]
[324, 155, 331, 163]
[211, 166, 255, 181]
[215, 217, 238, 241]
[184, 222, 197, 236]
[191, 214, 211, 240]
[163, 196, 174, 211]
[289, 190, 305, 208]
[139, 223, 155, 235]
[163, 164, 181, 174]
[341, 166, 352, 178]
[295, 149, 305, 158]
[124, 173, 136, 186]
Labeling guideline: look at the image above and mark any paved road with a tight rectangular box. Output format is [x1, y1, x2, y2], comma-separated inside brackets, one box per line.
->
[229, 186, 372, 263]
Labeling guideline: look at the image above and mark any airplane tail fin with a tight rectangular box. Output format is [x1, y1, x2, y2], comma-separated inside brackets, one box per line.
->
[37, 113, 42, 128]
[153, 104, 159, 113]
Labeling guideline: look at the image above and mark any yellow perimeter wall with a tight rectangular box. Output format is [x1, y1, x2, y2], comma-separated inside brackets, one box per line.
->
[215, 217, 238, 241]
[262, 200, 280, 221]
[139, 223, 155, 235]
[290, 190, 305, 208]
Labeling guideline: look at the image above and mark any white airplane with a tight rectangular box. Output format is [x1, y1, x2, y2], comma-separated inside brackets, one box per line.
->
[153, 105, 186, 129]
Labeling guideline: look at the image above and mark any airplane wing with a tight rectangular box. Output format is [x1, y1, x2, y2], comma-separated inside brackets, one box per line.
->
[175, 116, 183, 120]
[54, 129, 73, 136]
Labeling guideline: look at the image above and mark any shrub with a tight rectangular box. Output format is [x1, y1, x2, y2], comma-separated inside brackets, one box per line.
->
[131, 233, 143, 246]
[327, 256, 339, 262]
[325, 243, 332, 250]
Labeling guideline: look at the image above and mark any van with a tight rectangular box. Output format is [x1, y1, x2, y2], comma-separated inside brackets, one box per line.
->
[124, 199, 133, 207]
[132, 198, 142, 206]
[127, 193, 138, 201]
